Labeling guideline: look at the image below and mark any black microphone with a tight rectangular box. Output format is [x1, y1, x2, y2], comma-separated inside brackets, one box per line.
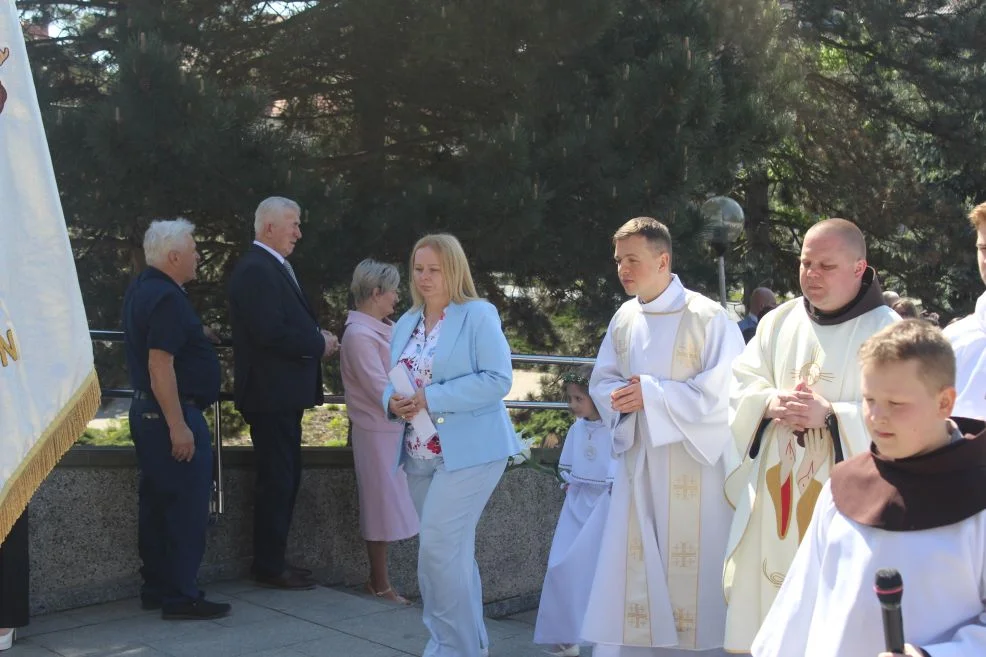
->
[874, 569, 905, 654]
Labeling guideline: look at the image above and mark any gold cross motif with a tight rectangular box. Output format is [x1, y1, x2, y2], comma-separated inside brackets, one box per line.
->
[628, 537, 645, 561]
[670, 542, 697, 568]
[675, 340, 701, 367]
[672, 475, 699, 500]
[790, 347, 834, 387]
[626, 604, 649, 629]
[673, 607, 696, 633]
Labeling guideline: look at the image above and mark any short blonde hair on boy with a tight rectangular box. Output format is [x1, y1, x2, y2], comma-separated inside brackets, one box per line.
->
[409, 233, 481, 307]
[858, 319, 956, 392]
[969, 202, 986, 230]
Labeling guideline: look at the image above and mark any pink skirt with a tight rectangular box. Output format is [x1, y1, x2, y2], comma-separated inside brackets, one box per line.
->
[351, 425, 420, 542]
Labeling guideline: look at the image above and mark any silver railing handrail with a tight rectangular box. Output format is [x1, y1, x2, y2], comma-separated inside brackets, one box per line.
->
[510, 353, 595, 366]
[90, 330, 593, 399]
[91, 329, 585, 520]
[101, 388, 573, 411]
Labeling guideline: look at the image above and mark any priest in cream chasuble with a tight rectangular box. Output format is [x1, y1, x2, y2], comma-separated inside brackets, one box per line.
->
[721, 219, 899, 652]
[583, 217, 744, 657]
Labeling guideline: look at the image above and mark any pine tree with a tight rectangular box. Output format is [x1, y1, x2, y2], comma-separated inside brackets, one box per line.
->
[500, 0, 796, 350]
[20, 0, 795, 356]
[21, 1, 327, 385]
[765, 0, 986, 318]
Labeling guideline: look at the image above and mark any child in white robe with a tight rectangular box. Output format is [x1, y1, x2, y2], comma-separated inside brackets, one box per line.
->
[534, 365, 616, 657]
[752, 320, 986, 657]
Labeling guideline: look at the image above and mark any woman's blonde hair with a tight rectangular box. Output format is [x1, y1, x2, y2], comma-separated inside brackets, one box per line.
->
[409, 233, 480, 307]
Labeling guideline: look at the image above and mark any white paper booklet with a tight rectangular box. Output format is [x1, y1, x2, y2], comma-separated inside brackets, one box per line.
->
[388, 362, 439, 438]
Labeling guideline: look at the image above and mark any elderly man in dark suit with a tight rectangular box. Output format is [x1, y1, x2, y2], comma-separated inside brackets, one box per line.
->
[228, 197, 339, 590]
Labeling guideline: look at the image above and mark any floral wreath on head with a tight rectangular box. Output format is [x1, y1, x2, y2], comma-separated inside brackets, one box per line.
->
[560, 370, 590, 389]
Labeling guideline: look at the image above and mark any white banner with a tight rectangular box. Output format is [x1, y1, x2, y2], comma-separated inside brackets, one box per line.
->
[0, 1, 99, 542]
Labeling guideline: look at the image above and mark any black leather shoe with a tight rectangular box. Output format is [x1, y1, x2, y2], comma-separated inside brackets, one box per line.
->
[161, 598, 231, 620]
[253, 570, 316, 590]
[142, 589, 206, 611]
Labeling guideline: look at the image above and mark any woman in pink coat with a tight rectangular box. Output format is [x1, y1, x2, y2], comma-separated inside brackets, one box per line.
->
[341, 259, 419, 603]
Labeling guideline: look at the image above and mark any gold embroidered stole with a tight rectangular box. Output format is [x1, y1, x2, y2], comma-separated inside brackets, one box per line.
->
[612, 291, 717, 648]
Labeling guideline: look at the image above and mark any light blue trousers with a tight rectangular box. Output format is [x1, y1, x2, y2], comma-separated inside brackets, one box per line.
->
[404, 456, 506, 657]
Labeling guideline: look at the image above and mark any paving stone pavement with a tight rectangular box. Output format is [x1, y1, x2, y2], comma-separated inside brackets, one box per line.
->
[7, 580, 593, 657]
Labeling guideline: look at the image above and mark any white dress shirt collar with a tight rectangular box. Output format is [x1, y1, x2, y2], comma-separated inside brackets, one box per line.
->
[253, 240, 285, 265]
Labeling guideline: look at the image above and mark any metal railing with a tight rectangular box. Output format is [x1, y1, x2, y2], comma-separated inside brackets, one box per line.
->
[90, 329, 593, 521]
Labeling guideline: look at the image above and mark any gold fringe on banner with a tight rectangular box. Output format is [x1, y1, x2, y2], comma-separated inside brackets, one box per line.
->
[0, 368, 101, 543]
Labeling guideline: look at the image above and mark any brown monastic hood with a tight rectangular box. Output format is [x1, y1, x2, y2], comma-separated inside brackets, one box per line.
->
[804, 267, 885, 326]
[830, 419, 986, 531]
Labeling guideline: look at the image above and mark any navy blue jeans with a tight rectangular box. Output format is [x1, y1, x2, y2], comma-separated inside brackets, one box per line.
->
[130, 399, 212, 605]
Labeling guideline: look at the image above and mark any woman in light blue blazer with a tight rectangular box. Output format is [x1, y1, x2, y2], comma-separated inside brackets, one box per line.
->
[383, 233, 521, 657]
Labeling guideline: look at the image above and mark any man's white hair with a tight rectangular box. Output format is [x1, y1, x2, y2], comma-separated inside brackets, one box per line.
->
[144, 218, 195, 267]
[254, 196, 301, 235]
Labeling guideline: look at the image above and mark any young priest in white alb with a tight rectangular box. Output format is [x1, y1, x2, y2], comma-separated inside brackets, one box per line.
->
[752, 320, 986, 657]
[584, 217, 744, 657]
[943, 202, 986, 420]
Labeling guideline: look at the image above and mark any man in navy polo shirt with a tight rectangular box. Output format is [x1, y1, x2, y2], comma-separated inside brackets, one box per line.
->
[122, 218, 230, 620]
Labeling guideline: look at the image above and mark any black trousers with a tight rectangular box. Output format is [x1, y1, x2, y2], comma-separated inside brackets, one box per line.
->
[243, 410, 303, 577]
[0, 510, 29, 628]
[130, 399, 212, 605]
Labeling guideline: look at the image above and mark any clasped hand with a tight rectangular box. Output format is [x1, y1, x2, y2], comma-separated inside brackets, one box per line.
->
[610, 375, 643, 413]
[389, 388, 428, 422]
[321, 330, 340, 358]
[767, 381, 831, 432]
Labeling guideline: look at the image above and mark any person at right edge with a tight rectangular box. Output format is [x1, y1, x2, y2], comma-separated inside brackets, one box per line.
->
[752, 319, 986, 657]
[722, 218, 898, 653]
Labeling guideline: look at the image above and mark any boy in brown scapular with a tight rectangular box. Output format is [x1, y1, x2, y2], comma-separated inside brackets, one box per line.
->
[752, 319, 986, 657]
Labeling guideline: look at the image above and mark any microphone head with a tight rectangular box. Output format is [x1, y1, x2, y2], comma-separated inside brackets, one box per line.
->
[875, 568, 903, 604]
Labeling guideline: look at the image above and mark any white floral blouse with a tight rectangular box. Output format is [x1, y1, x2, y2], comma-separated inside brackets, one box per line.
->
[398, 310, 445, 459]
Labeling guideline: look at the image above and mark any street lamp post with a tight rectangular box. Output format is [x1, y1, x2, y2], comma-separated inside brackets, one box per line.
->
[700, 196, 745, 309]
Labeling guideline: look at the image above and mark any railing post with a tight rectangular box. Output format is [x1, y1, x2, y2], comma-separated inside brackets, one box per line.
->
[209, 400, 224, 524]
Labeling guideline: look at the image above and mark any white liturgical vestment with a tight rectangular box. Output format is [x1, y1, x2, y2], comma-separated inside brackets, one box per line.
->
[722, 294, 898, 651]
[752, 484, 986, 657]
[534, 418, 616, 645]
[943, 291, 986, 420]
[583, 275, 743, 655]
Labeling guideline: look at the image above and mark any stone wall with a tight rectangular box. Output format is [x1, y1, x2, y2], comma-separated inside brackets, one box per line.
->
[27, 447, 564, 617]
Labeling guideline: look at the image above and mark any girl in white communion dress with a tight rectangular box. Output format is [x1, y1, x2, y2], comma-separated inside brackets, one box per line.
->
[534, 366, 617, 657]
